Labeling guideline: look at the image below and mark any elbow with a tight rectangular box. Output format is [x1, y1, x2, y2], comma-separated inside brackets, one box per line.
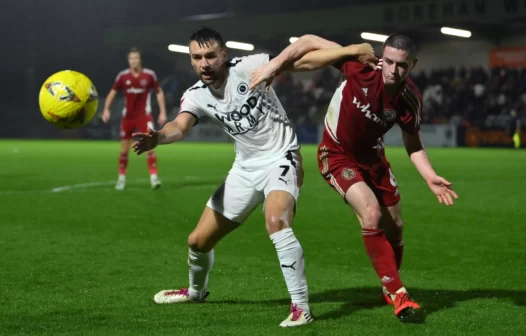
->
[294, 34, 333, 52]
[296, 34, 317, 45]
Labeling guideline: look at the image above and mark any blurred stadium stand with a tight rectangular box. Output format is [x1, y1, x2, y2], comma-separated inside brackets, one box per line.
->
[1, 0, 525, 148]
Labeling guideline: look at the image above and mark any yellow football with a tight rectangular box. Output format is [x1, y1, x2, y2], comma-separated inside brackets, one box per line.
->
[39, 70, 98, 129]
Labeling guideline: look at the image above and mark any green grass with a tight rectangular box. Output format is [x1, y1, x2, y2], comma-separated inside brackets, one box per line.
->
[1, 140, 525, 336]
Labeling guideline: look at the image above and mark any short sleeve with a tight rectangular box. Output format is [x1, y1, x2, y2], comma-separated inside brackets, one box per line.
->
[111, 72, 123, 91]
[179, 93, 203, 125]
[333, 57, 379, 79]
[397, 86, 423, 135]
[230, 53, 270, 76]
[332, 57, 364, 78]
[150, 71, 160, 90]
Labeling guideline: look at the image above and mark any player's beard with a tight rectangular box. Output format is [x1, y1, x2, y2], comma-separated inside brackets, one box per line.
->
[202, 71, 227, 89]
[201, 71, 217, 86]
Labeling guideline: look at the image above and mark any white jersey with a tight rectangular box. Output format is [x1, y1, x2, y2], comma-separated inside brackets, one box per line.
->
[180, 53, 299, 171]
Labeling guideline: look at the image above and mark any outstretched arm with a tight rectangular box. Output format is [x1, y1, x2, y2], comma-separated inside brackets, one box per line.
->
[157, 112, 195, 144]
[250, 42, 376, 90]
[269, 35, 341, 73]
[292, 43, 377, 72]
[132, 112, 196, 155]
[402, 131, 458, 206]
[249, 35, 341, 90]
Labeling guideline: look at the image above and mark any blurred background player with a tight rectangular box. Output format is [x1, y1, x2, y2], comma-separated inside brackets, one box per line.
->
[251, 33, 459, 319]
[102, 47, 167, 190]
[508, 109, 521, 149]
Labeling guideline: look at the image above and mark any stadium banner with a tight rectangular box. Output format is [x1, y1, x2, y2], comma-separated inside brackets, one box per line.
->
[456, 126, 526, 148]
[382, 0, 526, 27]
[384, 124, 458, 147]
[489, 47, 526, 67]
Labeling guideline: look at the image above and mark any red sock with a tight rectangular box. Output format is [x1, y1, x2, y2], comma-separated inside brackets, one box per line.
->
[119, 153, 128, 175]
[390, 240, 404, 271]
[362, 228, 403, 294]
[147, 151, 158, 175]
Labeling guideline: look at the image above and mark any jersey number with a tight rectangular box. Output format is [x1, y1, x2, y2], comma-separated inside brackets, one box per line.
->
[279, 165, 290, 177]
[389, 168, 397, 187]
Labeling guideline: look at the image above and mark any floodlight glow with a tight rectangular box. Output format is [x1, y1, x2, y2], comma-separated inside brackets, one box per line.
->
[168, 44, 189, 53]
[360, 32, 388, 42]
[226, 41, 254, 51]
[441, 27, 471, 38]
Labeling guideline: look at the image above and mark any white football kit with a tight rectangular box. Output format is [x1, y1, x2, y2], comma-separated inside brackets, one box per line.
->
[180, 53, 302, 223]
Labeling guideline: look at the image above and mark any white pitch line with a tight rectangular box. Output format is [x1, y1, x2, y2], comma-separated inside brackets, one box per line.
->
[51, 180, 144, 192]
[50, 176, 204, 193]
[0, 175, 220, 195]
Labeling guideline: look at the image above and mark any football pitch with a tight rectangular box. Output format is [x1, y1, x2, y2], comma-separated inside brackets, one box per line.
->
[1, 140, 525, 336]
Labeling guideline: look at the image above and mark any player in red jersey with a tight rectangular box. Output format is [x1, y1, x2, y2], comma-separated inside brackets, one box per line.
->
[102, 47, 167, 190]
[251, 33, 458, 319]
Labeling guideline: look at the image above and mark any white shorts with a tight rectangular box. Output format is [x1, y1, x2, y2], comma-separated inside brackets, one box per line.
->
[206, 150, 303, 224]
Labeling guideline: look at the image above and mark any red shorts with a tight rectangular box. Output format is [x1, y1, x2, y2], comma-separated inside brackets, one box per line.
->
[317, 145, 400, 207]
[120, 115, 154, 139]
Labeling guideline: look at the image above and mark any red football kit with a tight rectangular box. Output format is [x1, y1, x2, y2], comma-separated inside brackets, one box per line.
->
[112, 68, 160, 139]
[317, 58, 422, 206]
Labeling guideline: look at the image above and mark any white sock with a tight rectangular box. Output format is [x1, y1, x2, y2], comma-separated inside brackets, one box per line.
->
[118, 174, 125, 181]
[270, 228, 310, 313]
[150, 173, 158, 180]
[188, 247, 214, 300]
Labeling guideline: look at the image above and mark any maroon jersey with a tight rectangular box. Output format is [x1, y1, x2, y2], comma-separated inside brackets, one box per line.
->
[322, 59, 422, 165]
[112, 68, 160, 119]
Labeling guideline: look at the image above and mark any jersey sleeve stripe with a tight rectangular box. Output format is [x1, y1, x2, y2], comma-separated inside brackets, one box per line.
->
[401, 86, 421, 127]
[143, 68, 157, 80]
[114, 69, 129, 82]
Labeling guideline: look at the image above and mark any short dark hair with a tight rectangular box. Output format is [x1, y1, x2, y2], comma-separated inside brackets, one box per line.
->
[383, 33, 417, 58]
[128, 47, 142, 58]
[189, 27, 225, 49]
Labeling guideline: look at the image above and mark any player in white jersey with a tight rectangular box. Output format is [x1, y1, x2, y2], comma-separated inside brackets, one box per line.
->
[131, 27, 340, 327]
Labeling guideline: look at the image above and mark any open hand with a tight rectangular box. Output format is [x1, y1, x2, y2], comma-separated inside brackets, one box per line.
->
[132, 128, 159, 155]
[427, 175, 459, 206]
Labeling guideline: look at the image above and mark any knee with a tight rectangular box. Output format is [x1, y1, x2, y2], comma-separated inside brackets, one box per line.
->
[265, 214, 289, 235]
[120, 149, 129, 157]
[361, 205, 382, 230]
[188, 231, 213, 253]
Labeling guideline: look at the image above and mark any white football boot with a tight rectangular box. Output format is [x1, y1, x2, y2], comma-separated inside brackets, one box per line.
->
[279, 303, 314, 327]
[153, 288, 209, 304]
[150, 174, 161, 190]
[115, 175, 126, 190]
